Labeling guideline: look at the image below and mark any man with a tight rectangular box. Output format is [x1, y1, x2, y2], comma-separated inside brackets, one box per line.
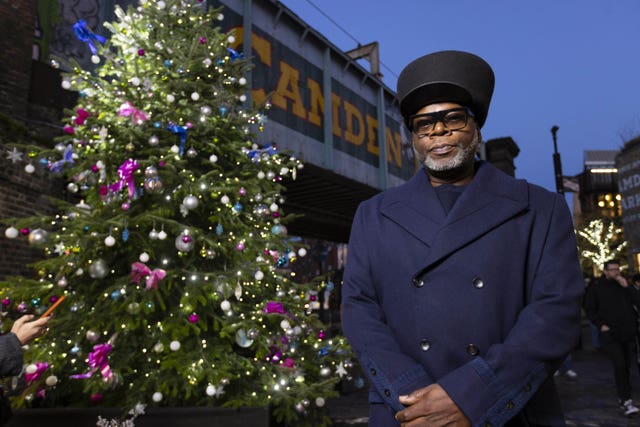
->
[341, 50, 584, 427]
[585, 260, 640, 416]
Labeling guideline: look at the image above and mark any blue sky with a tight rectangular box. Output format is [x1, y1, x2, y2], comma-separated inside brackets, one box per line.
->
[282, 0, 640, 194]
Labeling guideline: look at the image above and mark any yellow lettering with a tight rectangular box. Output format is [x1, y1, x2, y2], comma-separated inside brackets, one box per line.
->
[306, 78, 323, 127]
[366, 116, 378, 155]
[227, 26, 272, 106]
[271, 61, 306, 119]
[343, 101, 365, 146]
[331, 94, 342, 138]
[386, 128, 402, 167]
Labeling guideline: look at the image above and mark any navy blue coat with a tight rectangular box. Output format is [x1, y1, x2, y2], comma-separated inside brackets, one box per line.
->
[342, 161, 584, 427]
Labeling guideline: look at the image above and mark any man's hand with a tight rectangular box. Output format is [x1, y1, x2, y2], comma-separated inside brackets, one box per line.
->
[615, 276, 628, 288]
[10, 314, 51, 345]
[395, 383, 470, 426]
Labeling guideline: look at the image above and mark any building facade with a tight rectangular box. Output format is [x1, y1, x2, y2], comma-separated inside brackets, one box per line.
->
[617, 137, 640, 270]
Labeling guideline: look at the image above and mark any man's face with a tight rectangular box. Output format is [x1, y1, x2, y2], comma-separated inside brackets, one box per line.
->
[603, 264, 621, 280]
[410, 102, 480, 174]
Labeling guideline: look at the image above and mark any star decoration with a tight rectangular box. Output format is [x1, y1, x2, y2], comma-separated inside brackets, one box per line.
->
[335, 362, 348, 378]
[212, 385, 225, 398]
[53, 242, 66, 255]
[6, 147, 23, 163]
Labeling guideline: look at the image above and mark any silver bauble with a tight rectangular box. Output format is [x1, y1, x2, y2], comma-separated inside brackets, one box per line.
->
[175, 232, 195, 252]
[253, 204, 270, 217]
[235, 329, 254, 348]
[145, 166, 158, 177]
[183, 195, 199, 210]
[88, 259, 109, 279]
[247, 328, 259, 340]
[28, 228, 48, 245]
[85, 330, 99, 342]
[186, 147, 198, 158]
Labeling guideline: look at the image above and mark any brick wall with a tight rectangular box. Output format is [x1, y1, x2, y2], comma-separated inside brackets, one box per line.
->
[0, 136, 64, 280]
[0, 1, 36, 119]
[0, 1, 68, 281]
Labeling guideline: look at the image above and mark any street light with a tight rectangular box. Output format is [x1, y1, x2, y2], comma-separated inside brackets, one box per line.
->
[551, 125, 564, 194]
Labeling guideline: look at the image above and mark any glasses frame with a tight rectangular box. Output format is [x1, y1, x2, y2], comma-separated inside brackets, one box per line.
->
[409, 107, 475, 137]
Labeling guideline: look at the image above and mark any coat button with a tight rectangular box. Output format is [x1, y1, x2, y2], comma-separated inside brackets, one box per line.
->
[506, 401, 515, 410]
[420, 339, 431, 351]
[467, 344, 480, 356]
[412, 277, 424, 287]
[484, 423, 493, 427]
[523, 383, 531, 392]
[370, 368, 377, 376]
[384, 389, 391, 397]
[472, 276, 484, 288]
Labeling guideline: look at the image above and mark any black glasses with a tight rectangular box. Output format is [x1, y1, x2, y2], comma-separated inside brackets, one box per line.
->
[409, 107, 474, 137]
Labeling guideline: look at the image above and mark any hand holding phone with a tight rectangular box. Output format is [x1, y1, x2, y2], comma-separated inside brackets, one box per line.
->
[40, 295, 66, 318]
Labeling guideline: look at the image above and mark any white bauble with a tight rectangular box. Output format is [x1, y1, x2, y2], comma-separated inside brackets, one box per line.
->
[4, 227, 18, 239]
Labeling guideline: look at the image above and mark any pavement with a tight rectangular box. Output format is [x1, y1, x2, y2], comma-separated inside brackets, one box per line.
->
[328, 323, 640, 427]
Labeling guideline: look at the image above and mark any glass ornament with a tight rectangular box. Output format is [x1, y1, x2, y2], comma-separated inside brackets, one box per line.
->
[183, 195, 199, 210]
[88, 259, 109, 279]
[85, 330, 99, 342]
[4, 227, 19, 239]
[235, 329, 253, 348]
[28, 228, 48, 245]
[175, 231, 194, 252]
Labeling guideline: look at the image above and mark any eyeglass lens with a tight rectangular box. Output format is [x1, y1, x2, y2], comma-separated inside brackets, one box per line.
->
[411, 108, 470, 135]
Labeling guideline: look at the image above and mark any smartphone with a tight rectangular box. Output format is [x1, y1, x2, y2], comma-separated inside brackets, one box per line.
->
[40, 295, 66, 318]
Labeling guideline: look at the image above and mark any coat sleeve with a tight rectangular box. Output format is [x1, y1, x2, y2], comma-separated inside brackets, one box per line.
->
[341, 203, 433, 413]
[0, 333, 24, 378]
[437, 193, 584, 426]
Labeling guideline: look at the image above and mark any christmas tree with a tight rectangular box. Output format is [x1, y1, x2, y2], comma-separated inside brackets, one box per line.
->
[1, 1, 352, 425]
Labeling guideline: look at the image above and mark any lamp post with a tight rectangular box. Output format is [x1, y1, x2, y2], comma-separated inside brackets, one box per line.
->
[551, 125, 564, 194]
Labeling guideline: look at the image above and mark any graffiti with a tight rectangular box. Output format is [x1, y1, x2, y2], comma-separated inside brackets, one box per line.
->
[34, 0, 101, 69]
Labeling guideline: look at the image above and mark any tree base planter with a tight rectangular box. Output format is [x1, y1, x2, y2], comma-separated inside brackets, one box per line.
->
[6, 406, 271, 427]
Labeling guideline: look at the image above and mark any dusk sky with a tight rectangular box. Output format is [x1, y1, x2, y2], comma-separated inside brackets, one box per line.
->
[281, 0, 640, 197]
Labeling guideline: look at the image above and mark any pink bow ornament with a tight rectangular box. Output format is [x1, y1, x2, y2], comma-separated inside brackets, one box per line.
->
[100, 159, 139, 199]
[70, 343, 113, 381]
[118, 102, 148, 125]
[131, 262, 166, 290]
[25, 362, 49, 384]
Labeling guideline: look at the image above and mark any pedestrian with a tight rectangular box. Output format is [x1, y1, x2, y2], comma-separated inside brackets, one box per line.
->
[554, 354, 578, 379]
[632, 273, 640, 368]
[341, 50, 585, 427]
[584, 260, 640, 416]
[0, 314, 51, 424]
[583, 276, 601, 351]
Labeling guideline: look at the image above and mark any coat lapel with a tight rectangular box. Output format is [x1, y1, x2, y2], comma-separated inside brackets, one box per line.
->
[380, 169, 445, 246]
[380, 162, 529, 269]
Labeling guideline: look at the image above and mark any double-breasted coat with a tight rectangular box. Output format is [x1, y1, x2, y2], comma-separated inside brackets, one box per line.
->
[342, 161, 584, 427]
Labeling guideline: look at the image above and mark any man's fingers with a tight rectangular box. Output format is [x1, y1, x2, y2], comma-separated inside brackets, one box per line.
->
[399, 385, 431, 404]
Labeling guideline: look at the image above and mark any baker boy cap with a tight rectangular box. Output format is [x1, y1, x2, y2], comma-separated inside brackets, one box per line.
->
[396, 50, 495, 129]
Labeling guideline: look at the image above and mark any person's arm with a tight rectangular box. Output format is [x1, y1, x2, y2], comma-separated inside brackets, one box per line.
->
[584, 283, 604, 329]
[431, 193, 582, 426]
[0, 315, 51, 378]
[342, 204, 434, 413]
[0, 332, 24, 378]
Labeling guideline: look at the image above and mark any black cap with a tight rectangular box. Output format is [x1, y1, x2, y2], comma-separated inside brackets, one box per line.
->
[397, 50, 495, 128]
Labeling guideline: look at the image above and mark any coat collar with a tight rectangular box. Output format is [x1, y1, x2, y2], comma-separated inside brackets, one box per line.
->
[380, 161, 529, 268]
